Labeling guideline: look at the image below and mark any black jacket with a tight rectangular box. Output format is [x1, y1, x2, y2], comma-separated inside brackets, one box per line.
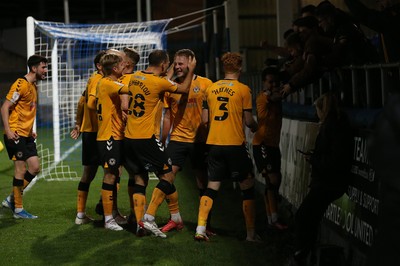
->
[345, 0, 400, 62]
[310, 111, 354, 192]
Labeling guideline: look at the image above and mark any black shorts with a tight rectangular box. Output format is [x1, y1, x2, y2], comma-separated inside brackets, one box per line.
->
[4, 135, 38, 161]
[124, 135, 172, 176]
[97, 137, 123, 171]
[166, 141, 208, 170]
[207, 144, 252, 182]
[82, 132, 100, 166]
[252, 144, 281, 174]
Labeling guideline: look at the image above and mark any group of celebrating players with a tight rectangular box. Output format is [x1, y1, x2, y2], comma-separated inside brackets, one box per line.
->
[2, 47, 287, 242]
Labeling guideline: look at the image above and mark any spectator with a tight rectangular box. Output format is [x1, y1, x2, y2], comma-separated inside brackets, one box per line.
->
[300, 4, 316, 18]
[368, 90, 400, 265]
[345, 0, 400, 63]
[288, 92, 354, 266]
[282, 32, 305, 78]
[316, 1, 379, 67]
[281, 16, 332, 97]
[260, 29, 294, 69]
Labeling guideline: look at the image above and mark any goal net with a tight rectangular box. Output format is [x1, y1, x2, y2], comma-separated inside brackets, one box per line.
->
[26, 17, 171, 180]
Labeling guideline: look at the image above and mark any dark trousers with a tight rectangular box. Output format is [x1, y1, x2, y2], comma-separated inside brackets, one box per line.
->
[368, 182, 400, 266]
[294, 187, 344, 258]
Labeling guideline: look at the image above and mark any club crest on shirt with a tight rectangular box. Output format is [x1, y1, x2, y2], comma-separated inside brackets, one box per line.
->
[109, 158, 116, 166]
[193, 86, 200, 93]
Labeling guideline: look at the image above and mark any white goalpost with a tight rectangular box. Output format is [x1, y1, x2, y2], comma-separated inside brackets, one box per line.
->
[26, 17, 171, 180]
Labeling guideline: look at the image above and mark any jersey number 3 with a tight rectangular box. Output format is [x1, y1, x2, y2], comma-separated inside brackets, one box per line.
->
[214, 96, 229, 121]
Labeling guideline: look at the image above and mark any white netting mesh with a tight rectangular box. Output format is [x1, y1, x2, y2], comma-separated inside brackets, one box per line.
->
[29, 18, 171, 180]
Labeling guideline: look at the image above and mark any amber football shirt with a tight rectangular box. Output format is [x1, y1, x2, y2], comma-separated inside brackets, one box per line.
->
[164, 75, 212, 143]
[252, 91, 282, 147]
[81, 71, 102, 133]
[96, 77, 128, 141]
[205, 79, 253, 146]
[124, 71, 178, 139]
[5, 77, 37, 137]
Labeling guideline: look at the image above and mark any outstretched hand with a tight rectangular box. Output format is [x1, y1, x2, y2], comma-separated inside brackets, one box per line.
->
[281, 83, 292, 98]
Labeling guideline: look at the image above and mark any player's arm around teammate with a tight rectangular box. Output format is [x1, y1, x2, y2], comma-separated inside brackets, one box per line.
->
[122, 50, 196, 238]
[96, 53, 129, 231]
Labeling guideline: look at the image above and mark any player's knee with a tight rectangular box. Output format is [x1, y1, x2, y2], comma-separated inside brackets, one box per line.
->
[239, 175, 254, 190]
[156, 179, 175, 195]
[30, 167, 40, 176]
[267, 173, 281, 191]
[133, 184, 146, 195]
[203, 188, 218, 200]
[161, 171, 175, 184]
[26, 157, 40, 175]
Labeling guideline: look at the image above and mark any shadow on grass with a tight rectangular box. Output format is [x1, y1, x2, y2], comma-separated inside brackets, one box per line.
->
[0, 207, 18, 230]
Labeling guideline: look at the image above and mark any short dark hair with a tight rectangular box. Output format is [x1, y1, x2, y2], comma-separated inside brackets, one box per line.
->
[283, 29, 295, 40]
[285, 32, 303, 48]
[301, 4, 316, 16]
[94, 50, 107, 69]
[315, 1, 336, 17]
[27, 55, 48, 71]
[261, 67, 279, 82]
[293, 16, 319, 29]
[148, 49, 169, 66]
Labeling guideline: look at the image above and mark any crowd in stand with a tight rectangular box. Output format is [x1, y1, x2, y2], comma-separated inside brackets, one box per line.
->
[262, 0, 400, 101]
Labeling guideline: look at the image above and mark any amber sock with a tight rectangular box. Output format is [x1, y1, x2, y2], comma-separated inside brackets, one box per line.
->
[133, 193, 146, 222]
[197, 195, 213, 227]
[166, 189, 180, 222]
[77, 182, 90, 213]
[101, 183, 114, 217]
[13, 177, 24, 210]
[146, 187, 166, 217]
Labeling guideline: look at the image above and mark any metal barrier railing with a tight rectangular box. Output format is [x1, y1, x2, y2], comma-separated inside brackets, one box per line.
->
[240, 63, 400, 109]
